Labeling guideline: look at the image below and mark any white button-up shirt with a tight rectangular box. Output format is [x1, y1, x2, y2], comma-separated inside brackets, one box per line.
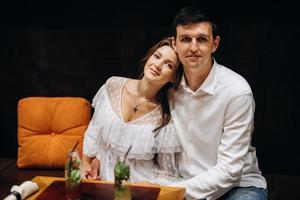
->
[170, 60, 267, 200]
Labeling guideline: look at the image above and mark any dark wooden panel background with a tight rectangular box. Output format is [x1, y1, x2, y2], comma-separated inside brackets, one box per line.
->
[0, 1, 299, 175]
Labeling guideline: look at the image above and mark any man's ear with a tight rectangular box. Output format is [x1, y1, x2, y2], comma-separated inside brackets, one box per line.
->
[212, 36, 220, 53]
[172, 36, 177, 53]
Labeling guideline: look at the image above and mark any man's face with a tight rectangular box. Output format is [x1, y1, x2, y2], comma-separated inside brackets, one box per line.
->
[172, 22, 220, 71]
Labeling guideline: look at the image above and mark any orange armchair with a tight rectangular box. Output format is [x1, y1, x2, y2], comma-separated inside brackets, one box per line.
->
[17, 97, 91, 169]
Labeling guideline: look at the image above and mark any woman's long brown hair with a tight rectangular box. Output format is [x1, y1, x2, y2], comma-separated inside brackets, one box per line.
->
[139, 37, 183, 135]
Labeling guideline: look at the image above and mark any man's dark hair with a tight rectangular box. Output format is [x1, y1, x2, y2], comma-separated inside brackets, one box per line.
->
[173, 6, 219, 39]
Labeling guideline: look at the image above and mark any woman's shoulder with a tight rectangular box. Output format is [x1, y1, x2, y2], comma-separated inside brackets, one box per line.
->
[92, 77, 125, 107]
[105, 76, 128, 86]
[106, 76, 139, 93]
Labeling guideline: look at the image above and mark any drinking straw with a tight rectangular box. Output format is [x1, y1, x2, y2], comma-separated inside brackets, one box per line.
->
[123, 145, 132, 164]
[71, 141, 79, 152]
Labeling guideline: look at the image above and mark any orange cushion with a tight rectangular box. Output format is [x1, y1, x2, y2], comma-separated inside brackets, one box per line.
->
[17, 97, 91, 169]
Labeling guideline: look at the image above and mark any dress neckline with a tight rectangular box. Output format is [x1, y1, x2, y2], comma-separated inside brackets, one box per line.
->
[118, 78, 161, 124]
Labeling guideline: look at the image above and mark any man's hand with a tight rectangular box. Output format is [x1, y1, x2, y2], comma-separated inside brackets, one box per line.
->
[81, 155, 100, 180]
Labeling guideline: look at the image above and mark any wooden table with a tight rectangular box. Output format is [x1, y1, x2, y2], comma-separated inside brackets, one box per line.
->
[27, 176, 185, 200]
[0, 160, 64, 199]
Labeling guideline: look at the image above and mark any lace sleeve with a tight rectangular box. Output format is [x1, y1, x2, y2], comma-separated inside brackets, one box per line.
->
[83, 84, 106, 157]
[157, 153, 178, 176]
[150, 153, 184, 185]
[82, 116, 100, 157]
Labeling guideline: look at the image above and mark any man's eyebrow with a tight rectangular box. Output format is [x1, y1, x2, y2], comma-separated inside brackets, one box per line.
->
[198, 34, 210, 38]
[178, 33, 210, 38]
[178, 34, 189, 38]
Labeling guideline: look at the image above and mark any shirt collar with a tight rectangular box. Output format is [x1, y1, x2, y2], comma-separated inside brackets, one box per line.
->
[179, 58, 218, 95]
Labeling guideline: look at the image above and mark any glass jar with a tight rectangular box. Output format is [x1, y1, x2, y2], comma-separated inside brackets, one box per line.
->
[114, 157, 131, 200]
[65, 151, 82, 200]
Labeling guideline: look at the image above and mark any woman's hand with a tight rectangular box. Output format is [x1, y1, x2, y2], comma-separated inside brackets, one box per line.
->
[81, 155, 101, 180]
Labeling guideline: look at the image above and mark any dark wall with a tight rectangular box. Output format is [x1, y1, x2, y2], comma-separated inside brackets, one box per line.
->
[1, 1, 299, 175]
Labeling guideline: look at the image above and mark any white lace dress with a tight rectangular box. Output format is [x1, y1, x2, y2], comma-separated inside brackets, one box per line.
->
[83, 76, 183, 185]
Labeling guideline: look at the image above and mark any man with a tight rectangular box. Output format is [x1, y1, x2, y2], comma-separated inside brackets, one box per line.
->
[169, 7, 267, 200]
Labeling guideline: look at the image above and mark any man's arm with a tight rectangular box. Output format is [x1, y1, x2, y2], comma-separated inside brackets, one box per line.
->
[174, 94, 255, 200]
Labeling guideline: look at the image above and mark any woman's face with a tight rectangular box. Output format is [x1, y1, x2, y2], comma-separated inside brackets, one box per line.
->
[144, 45, 179, 86]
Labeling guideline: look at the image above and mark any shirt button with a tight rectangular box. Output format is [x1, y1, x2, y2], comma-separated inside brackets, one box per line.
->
[51, 132, 56, 137]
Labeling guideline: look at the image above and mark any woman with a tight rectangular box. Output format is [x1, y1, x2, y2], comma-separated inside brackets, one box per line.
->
[81, 37, 183, 185]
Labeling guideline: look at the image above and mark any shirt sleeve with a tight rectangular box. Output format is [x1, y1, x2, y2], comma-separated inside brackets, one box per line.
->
[172, 93, 255, 200]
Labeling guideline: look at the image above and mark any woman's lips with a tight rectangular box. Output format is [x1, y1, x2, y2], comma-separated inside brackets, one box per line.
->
[150, 68, 160, 76]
